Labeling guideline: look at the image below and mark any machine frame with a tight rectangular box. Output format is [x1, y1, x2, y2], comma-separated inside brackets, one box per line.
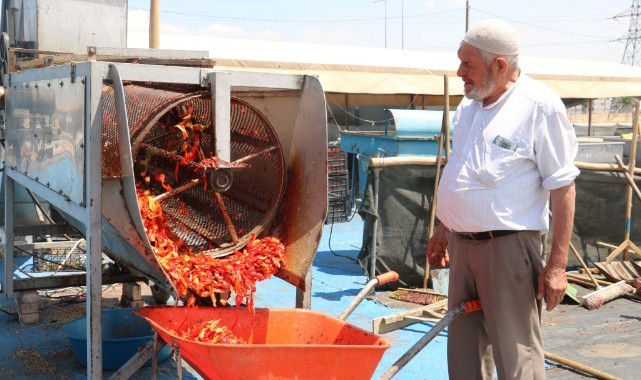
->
[3, 54, 327, 377]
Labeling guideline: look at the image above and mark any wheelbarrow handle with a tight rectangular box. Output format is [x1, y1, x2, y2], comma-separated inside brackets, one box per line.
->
[463, 299, 482, 314]
[379, 299, 482, 380]
[338, 271, 399, 321]
[374, 271, 399, 287]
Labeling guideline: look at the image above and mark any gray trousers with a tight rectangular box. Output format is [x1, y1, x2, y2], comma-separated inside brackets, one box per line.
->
[446, 230, 546, 380]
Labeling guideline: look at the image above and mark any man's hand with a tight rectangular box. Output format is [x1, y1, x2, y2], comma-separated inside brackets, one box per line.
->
[427, 224, 449, 268]
[536, 264, 567, 311]
[539, 183, 575, 311]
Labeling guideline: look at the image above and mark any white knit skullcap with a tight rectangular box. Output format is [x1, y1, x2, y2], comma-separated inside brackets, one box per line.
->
[463, 19, 520, 56]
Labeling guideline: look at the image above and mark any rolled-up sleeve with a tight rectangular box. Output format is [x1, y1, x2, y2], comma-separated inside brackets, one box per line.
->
[536, 110, 580, 191]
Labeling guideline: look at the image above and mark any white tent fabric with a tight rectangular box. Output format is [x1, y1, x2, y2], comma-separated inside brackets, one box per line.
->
[129, 33, 641, 99]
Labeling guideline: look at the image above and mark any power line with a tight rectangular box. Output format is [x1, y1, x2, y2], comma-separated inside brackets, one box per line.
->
[128, 6, 463, 23]
[473, 8, 617, 40]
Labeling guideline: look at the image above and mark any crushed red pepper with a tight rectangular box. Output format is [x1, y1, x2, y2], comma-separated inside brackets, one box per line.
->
[173, 319, 247, 344]
[137, 187, 285, 311]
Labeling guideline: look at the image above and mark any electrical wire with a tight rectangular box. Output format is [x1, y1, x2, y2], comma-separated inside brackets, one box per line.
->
[473, 8, 618, 40]
[327, 213, 359, 263]
[328, 96, 421, 128]
[0, 307, 16, 315]
[129, 6, 464, 24]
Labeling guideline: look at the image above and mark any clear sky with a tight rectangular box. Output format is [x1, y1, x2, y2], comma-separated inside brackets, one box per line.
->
[127, 0, 635, 64]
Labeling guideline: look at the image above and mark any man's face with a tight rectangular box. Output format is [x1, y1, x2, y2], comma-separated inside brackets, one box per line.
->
[456, 43, 496, 101]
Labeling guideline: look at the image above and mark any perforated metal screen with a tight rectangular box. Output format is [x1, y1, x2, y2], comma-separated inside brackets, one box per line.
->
[101, 84, 285, 256]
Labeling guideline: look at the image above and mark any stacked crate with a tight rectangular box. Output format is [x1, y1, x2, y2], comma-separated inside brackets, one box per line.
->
[326, 146, 350, 224]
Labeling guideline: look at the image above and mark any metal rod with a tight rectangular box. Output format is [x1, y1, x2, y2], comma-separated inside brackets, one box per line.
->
[370, 168, 381, 280]
[233, 145, 278, 165]
[588, 99, 593, 136]
[25, 188, 56, 225]
[214, 192, 239, 244]
[174, 344, 183, 380]
[339, 278, 378, 321]
[379, 303, 467, 380]
[4, 173, 15, 298]
[153, 179, 201, 202]
[339, 271, 398, 321]
[52, 239, 85, 276]
[151, 332, 158, 380]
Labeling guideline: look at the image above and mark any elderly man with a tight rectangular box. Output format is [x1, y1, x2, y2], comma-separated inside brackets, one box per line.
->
[427, 19, 579, 380]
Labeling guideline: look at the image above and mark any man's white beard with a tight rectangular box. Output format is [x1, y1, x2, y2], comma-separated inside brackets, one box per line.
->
[465, 71, 497, 101]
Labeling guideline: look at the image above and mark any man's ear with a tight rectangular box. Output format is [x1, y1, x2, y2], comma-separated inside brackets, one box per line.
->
[495, 57, 509, 76]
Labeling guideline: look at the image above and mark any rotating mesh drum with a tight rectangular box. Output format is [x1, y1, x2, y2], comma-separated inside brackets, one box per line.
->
[101, 84, 286, 257]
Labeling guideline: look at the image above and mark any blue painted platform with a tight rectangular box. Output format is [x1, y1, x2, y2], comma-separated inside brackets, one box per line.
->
[254, 216, 448, 380]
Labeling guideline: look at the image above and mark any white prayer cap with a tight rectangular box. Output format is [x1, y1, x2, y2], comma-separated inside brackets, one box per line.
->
[462, 19, 520, 56]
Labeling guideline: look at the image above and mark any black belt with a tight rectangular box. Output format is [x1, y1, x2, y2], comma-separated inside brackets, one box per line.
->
[457, 230, 519, 240]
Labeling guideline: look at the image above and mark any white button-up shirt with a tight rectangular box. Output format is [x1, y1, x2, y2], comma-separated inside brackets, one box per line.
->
[436, 74, 580, 233]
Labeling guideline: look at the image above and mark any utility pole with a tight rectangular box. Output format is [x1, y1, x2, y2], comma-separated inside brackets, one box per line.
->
[401, 0, 404, 49]
[466, 0, 470, 32]
[149, 0, 160, 49]
[374, 0, 387, 48]
[384, 0, 387, 48]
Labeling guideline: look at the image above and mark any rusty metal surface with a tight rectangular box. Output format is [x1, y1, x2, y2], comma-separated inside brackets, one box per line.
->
[264, 77, 328, 290]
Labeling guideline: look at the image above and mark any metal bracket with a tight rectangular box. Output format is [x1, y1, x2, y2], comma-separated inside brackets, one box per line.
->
[70, 63, 76, 83]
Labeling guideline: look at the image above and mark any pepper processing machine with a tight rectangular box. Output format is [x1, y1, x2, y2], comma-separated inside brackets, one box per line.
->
[0, 0, 327, 377]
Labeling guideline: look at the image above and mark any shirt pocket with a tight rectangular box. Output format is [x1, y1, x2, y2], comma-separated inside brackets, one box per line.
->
[476, 140, 518, 187]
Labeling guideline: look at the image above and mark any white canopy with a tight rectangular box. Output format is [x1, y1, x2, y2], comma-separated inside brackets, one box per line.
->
[130, 33, 641, 101]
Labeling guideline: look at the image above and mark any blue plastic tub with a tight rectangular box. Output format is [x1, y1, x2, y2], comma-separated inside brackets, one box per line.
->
[61, 308, 172, 371]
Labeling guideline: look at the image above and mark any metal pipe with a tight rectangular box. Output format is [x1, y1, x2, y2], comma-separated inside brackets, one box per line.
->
[370, 167, 381, 280]
[151, 332, 158, 380]
[174, 344, 183, 380]
[153, 179, 201, 202]
[3, 173, 15, 298]
[380, 300, 481, 379]
[588, 99, 593, 136]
